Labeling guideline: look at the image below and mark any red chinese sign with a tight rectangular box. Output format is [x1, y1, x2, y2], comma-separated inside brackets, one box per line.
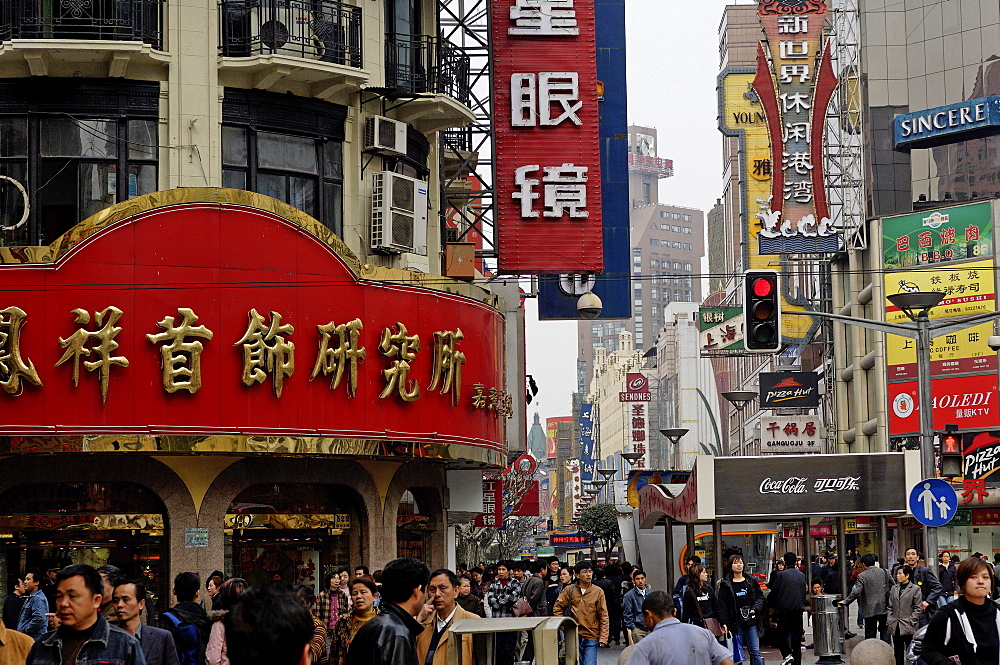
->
[0, 202, 505, 460]
[493, 0, 603, 273]
[474, 477, 504, 527]
[888, 374, 1000, 435]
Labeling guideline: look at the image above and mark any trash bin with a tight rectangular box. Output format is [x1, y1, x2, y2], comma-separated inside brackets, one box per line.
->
[813, 594, 845, 657]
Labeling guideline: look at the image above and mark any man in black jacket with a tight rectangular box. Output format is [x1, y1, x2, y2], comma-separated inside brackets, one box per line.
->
[768, 552, 807, 665]
[158, 571, 211, 665]
[903, 547, 943, 626]
[346, 557, 432, 665]
[225, 585, 313, 665]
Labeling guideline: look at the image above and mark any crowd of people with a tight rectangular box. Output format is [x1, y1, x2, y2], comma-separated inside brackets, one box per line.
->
[0, 548, 997, 665]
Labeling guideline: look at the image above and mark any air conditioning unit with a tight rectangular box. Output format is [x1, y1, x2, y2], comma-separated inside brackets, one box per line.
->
[364, 116, 408, 155]
[371, 171, 428, 255]
[251, 2, 322, 60]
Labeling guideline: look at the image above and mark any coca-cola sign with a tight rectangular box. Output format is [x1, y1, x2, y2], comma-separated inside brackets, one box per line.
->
[715, 454, 906, 517]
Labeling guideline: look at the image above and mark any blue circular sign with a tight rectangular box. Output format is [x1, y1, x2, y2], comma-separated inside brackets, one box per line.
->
[908, 478, 958, 527]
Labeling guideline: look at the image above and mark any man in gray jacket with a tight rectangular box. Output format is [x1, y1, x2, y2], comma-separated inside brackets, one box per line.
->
[838, 554, 893, 642]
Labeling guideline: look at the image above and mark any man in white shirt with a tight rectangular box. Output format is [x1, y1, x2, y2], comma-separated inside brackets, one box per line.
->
[626, 591, 733, 665]
[622, 570, 654, 644]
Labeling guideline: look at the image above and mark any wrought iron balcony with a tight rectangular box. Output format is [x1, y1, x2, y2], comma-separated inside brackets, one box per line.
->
[385, 34, 470, 105]
[219, 0, 362, 69]
[0, 0, 165, 49]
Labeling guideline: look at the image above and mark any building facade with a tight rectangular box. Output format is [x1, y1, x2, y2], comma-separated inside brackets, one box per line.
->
[0, 0, 510, 609]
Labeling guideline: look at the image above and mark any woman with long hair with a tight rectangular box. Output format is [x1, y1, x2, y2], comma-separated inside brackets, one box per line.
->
[206, 577, 248, 665]
[329, 577, 380, 665]
[681, 563, 728, 637]
[921, 557, 999, 665]
[718, 554, 765, 665]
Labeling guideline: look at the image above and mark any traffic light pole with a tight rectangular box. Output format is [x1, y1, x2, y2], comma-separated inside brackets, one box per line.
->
[787, 307, 1000, 561]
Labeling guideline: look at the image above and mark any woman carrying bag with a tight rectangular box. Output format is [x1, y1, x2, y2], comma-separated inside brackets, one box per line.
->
[718, 554, 765, 665]
[681, 563, 728, 640]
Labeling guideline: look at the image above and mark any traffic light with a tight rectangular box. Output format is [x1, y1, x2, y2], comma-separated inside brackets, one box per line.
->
[939, 426, 963, 478]
[744, 270, 781, 352]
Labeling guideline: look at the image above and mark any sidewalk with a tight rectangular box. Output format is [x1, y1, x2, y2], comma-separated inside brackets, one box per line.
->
[597, 605, 871, 665]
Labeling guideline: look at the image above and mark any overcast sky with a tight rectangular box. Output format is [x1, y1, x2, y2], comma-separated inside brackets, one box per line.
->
[523, 0, 744, 428]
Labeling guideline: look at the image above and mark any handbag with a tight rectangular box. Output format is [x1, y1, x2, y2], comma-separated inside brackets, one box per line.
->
[691, 587, 726, 638]
[730, 632, 747, 663]
[513, 596, 533, 617]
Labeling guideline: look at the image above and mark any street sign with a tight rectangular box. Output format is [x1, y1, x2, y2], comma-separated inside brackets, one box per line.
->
[908, 478, 958, 526]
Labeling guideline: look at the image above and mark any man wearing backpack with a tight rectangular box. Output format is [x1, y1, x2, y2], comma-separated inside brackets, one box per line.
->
[157, 573, 210, 665]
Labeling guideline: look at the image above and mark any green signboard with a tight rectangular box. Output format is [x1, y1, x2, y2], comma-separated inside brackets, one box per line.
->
[698, 307, 745, 352]
[949, 510, 973, 527]
[882, 201, 993, 270]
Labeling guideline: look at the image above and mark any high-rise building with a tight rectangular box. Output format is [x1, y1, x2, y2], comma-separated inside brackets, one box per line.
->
[577, 125, 705, 383]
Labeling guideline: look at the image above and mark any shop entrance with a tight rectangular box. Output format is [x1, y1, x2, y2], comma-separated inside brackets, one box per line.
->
[225, 483, 363, 595]
[0, 482, 168, 611]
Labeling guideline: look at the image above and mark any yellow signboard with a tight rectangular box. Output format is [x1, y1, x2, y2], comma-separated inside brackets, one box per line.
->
[719, 70, 812, 341]
[884, 259, 997, 379]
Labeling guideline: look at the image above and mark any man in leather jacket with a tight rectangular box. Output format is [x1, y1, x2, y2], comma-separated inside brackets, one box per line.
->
[346, 558, 432, 665]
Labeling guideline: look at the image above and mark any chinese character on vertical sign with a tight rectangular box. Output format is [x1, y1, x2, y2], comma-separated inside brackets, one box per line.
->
[146, 308, 214, 394]
[511, 73, 583, 126]
[56, 306, 128, 404]
[311, 318, 365, 397]
[428, 328, 466, 406]
[379, 322, 420, 402]
[508, 0, 579, 35]
[513, 164, 589, 219]
[0, 306, 42, 394]
[234, 309, 295, 398]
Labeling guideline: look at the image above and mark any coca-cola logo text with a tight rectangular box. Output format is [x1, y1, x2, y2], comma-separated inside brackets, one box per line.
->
[759, 477, 807, 494]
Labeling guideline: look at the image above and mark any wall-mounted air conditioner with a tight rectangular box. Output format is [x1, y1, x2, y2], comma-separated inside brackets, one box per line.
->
[364, 116, 408, 155]
[371, 171, 428, 255]
[252, 2, 323, 60]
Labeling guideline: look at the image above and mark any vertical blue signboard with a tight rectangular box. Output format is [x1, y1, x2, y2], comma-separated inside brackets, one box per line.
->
[579, 403, 596, 482]
[537, 0, 631, 319]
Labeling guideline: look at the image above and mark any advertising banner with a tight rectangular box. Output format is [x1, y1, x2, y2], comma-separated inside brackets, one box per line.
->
[474, 477, 503, 527]
[759, 372, 821, 408]
[714, 453, 907, 517]
[619, 373, 652, 402]
[888, 374, 1000, 435]
[699, 307, 745, 353]
[882, 202, 993, 269]
[760, 415, 823, 454]
[546, 416, 572, 458]
[579, 403, 595, 482]
[883, 260, 997, 379]
[626, 470, 690, 508]
[893, 96, 1000, 150]
[493, 0, 603, 273]
[964, 431, 1000, 481]
[629, 402, 648, 457]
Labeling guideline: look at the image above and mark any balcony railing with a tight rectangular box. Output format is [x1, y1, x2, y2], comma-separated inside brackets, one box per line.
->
[1, 0, 165, 49]
[385, 34, 470, 105]
[220, 0, 362, 69]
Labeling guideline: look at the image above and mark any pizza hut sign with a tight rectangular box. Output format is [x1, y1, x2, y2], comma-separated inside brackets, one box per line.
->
[619, 372, 651, 402]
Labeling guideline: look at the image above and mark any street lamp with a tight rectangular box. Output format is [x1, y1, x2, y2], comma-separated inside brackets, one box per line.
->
[660, 428, 688, 467]
[620, 451, 643, 465]
[722, 391, 757, 454]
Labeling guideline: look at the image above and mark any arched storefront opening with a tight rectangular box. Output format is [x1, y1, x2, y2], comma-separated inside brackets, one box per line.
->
[225, 483, 365, 593]
[396, 489, 432, 561]
[0, 482, 168, 611]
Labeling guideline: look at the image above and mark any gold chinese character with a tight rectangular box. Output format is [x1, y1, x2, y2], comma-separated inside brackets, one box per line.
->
[234, 309, 294, 398]
[472, 382, 487, 409]
[428, 328, 465, 406]
[502, 391, 514, 418]
[55, 306, 128, 404]
[146, 308, 214, 394]
[488, 387, 501, 411]
[0, 306, 42, 394]
[379, 322, 420, 402]
[311, 318, 366, 397]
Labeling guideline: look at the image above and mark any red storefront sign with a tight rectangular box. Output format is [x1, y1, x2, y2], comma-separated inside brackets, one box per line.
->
[0, 200, 505, 458]
[493, 0, 603, 273]
[888, 374, 1000, 435]
[971, 508, 1000, 526]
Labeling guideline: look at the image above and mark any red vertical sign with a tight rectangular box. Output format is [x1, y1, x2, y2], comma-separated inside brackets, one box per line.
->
[474, 477, 504, 527]
[493, 0, 604, 274]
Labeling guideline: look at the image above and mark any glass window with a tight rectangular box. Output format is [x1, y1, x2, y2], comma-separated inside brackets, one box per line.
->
[650, 238, 658, 246]
[650, 259, 658, 268]
[651, 287, 659, 299]
[660, 211, 669, 218]
[684, 263, 693, 272]
[684, 227, 692, 234]
[258, 132, 319, 173]
[0, 118, 28, 157]
[128, 120, 158, 160]
[40, 118, 118, 158]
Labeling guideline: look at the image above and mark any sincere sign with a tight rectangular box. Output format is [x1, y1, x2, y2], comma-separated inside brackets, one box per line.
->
[493, 0, 603, 273]
[893, 96, 1000, 150]
[714, 454, 907, 517]
[0, 195, 506, 464]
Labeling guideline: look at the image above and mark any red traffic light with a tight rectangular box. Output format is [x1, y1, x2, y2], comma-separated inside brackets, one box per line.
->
[753, 278, 774, 298]
[941, 434, 961, 454]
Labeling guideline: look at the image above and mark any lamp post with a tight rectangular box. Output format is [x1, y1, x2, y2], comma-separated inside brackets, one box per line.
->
[722, 391, 757, 455]
[620, 451, 643, 466]
[786, 292, 1000, 562]
[659, 428, 688, 468]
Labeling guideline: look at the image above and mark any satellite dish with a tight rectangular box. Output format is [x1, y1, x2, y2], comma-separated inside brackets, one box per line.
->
[0, 175, 29, 231]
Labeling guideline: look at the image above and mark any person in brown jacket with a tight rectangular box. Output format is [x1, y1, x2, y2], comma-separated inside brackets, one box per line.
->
[0, 617, 34, 665]
[415, 570, 478, 665]
[553, 560, 609, 665]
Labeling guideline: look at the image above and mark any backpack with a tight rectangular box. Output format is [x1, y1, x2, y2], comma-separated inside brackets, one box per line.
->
[162, 610, 202, 665]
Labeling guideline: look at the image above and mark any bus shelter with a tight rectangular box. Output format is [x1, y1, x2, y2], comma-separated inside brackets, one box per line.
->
[637, 451, 921, 594]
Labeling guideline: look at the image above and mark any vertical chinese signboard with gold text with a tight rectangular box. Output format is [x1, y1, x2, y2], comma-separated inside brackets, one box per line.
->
[494, 0, 603, 273]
